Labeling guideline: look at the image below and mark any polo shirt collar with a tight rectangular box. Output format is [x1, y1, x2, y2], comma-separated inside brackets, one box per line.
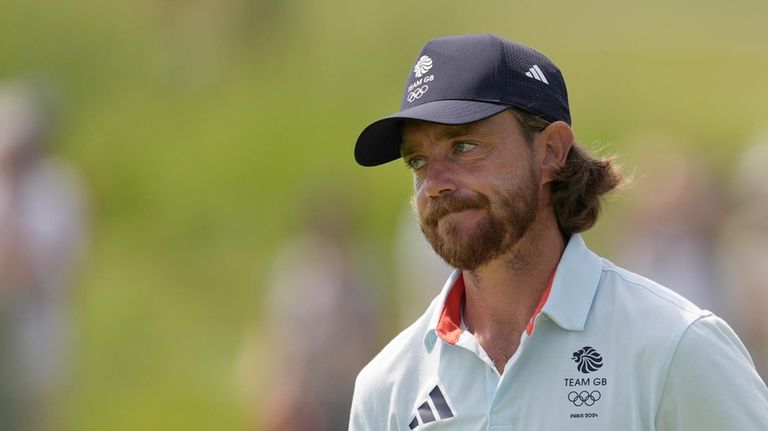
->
[423, 234, 603, 352]
[424, 271, 462, 351]
[540, 234, 603, 332]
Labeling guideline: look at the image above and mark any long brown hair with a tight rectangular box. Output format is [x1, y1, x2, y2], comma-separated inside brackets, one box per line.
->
[510, 108, 624, 235]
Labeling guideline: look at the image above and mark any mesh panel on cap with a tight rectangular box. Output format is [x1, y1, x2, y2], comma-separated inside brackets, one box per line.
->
[498, 38, 570, 120]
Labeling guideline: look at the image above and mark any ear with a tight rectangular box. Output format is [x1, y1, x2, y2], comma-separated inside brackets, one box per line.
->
[537, 121, 574, 184]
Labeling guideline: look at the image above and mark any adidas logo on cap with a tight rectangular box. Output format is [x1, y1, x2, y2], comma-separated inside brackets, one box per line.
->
[525, 64, 549, 84]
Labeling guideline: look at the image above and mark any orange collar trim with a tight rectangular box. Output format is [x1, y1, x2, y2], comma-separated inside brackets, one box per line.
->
[525, 272, 555, 336]
[436, 272, 555, 345]
[436, 274, 466, 345]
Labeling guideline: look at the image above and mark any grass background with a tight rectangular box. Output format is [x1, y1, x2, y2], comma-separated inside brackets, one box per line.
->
[1, 0, 767, 428]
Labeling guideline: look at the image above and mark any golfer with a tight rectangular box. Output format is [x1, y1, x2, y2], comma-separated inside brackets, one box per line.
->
[349, 34, 768, 430]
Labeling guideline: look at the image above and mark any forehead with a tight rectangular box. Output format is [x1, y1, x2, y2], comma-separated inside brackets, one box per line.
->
[400, 110, 521, 153]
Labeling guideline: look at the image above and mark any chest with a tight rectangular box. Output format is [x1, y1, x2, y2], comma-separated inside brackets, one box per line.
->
[396, 323, 666, 431]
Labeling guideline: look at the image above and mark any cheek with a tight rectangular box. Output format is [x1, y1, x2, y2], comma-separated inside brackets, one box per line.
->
[416, 192, 429, 218]
[410, 190, 427, 217]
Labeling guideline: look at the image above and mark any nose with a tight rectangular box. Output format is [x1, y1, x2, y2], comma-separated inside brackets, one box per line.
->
[423, 159, 458, 198]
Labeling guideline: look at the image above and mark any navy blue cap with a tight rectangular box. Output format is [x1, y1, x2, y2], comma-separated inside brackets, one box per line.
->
[354, 34, 570, 166]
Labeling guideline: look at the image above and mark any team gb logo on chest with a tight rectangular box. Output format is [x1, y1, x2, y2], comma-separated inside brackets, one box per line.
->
[572, 346, 603, 373]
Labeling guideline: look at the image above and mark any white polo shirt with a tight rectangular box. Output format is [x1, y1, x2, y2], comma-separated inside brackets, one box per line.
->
[349, 234, 768, 430]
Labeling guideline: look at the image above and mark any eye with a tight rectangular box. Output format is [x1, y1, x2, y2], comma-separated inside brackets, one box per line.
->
[454, 142, 477, 153]
[406, 156, 427, 170]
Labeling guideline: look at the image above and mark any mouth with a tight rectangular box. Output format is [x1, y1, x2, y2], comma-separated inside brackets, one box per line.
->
[440, 207, 482, 219]
[437, 208, 485, 228]
[422, 195, 490, 228]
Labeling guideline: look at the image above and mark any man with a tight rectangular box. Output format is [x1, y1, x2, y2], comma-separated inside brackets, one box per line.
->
[0, 81, 88, 430]
[349, 34, 768, 430]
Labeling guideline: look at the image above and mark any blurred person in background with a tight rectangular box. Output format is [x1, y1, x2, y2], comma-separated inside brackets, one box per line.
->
[718, 134, 768, 380]
[0, 81, 88, 431]
[616, 146, 724, 313]
[246, 186, 380, 431]
[394, 204, 452, 327]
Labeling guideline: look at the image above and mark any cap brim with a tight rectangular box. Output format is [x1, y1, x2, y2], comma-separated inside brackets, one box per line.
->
[354, 100, 509, 167]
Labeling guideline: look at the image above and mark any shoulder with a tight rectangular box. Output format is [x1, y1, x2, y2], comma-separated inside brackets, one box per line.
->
[590, 258, 713, 375]
[350, 304, 435, 428]
[655, 314, 768, 429]
[597, 258, 710, 325]
[350, 270, 463, 429]
[593, 259, 768, 428]
[355, 309, 432, 392]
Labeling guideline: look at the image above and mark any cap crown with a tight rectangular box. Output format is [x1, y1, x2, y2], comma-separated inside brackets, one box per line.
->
[353, 34, 572, 167]
[400, 34, 571, 124]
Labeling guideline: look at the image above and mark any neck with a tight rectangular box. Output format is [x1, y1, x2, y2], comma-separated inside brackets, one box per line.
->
[461, 214, 567, 373]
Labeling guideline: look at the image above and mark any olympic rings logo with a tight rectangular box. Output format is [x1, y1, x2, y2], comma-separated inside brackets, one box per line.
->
[567, 390, 601, 407]
[407, 85, 429, 102]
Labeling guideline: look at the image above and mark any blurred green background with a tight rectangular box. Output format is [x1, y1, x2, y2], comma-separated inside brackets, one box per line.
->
[1, 0, 767, 429]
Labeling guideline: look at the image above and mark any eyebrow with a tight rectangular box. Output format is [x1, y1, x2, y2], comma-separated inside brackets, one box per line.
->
[440, 124, 478, 139]
[401, 123, 480, 158]
[400, 142, 418, 159]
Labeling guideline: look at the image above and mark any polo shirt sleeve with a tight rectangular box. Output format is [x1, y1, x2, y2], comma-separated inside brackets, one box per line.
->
[348, 370, 381, 431]
[656, 314, 768, 430]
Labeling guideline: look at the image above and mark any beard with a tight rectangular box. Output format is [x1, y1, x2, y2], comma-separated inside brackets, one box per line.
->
[417, 166, 540, 271]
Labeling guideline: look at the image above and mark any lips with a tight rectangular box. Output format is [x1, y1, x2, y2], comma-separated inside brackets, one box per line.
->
[438, 208, 483, 224]
[422, 194, 490, 228]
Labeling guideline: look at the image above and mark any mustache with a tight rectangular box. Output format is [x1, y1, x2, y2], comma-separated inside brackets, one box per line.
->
[421, 194, 490, 227]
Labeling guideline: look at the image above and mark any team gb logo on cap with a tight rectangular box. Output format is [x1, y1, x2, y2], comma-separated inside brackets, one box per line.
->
[413, 55, 433, 77]
[407, 56, 435, 103]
